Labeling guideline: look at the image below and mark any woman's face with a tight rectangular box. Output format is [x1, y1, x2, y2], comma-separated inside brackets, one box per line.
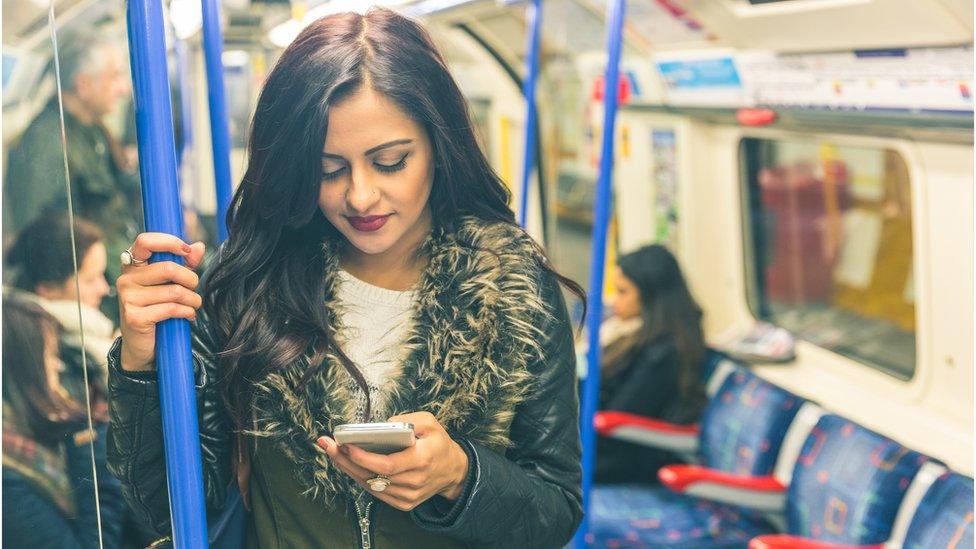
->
[318, 86, 435, 259]
[611, 267, 643, 320]
[36, 242, 110, 310]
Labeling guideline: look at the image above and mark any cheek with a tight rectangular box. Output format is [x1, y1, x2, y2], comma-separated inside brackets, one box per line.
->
[318, 184, 343, 216]
[61, 278, 80, 300]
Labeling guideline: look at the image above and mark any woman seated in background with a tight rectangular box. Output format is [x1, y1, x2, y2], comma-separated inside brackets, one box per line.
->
[1, 290, 124, 548]
[5, 216, 114, 402]
[5, 216, 160, 547]
[595, 244, 708, 484]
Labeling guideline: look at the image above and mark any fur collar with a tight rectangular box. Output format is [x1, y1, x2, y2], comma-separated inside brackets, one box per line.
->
[250, 217, 553, 503]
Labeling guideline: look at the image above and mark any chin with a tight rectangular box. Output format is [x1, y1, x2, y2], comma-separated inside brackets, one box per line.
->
[341, 231, 396, 256]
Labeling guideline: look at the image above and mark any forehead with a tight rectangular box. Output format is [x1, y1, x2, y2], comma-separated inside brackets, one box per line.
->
[323, 87, 423, 152]
[89, 43, 126, 76]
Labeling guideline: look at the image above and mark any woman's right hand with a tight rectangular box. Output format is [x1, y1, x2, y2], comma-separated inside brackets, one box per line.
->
[117, 233, 207, 372]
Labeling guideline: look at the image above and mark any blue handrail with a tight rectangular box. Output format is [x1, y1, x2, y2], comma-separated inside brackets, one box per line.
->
[573, 0, 626, 546]
[125, 0, 209, 545]
[517, 0, 542, 228]
[201, 0, 233, 242]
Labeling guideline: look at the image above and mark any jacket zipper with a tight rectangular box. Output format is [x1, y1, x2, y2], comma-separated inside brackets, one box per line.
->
[353, 496, 375, 549]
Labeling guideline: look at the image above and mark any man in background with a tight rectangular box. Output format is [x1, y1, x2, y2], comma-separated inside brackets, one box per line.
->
[5, 28, 142, 319]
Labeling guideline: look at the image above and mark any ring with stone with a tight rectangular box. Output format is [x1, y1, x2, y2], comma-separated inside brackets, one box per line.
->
[366, 475, 391, 492]
[120, 248, 147, 266]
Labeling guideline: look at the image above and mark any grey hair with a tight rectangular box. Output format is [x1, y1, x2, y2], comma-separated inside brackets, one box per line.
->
[54, 27, 123, 91]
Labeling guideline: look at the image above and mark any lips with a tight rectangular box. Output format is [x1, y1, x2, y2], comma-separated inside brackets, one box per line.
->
[346, 214, 391, 232]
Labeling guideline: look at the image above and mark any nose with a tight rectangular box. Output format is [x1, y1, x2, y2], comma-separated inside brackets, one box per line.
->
[345, 168, 381, 214]
[98, 274, 111, 298]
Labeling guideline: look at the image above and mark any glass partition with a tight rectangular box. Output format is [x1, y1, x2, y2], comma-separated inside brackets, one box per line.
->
[2, 1, 139, 546]
[0, 0, 189, 543]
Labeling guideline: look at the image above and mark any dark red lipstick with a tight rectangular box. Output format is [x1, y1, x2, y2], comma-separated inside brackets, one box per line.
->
[346, 214, 391, 232]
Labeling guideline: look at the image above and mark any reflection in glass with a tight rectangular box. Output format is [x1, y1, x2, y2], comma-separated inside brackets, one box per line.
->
[2, 8, 151, 547]
[742, 137, 917, 378]
[2, 289, 113, 547]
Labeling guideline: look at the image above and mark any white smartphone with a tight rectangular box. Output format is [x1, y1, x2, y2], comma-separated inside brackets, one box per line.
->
[332, 422, 416, 455]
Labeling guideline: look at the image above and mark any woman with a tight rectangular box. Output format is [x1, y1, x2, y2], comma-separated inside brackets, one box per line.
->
[595, 244, 708, 484]
[6, 215, 115, 402]
[1, 290, 125, 548]
[108, 8, 583, 548]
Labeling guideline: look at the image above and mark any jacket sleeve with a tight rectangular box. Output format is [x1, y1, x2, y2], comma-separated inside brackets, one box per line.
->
[412, 273, 584, 548]
[105, 302, 233, 536]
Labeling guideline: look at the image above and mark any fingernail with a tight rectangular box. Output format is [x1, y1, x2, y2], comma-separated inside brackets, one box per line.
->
[182, 244, 192, 254]
[317, 436, 330, 450]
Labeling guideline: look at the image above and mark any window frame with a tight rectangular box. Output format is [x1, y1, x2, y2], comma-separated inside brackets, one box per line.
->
[737, 134, 920, 381]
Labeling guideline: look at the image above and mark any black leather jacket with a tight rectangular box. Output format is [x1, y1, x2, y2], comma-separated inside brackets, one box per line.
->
[106, 272, 583, 548]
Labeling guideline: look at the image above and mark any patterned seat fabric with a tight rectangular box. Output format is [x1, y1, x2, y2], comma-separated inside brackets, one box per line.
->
[588, 485, 774, 548]
[903, 472, 974, 549]
[787, 414, 929, 545]
[699, 369, 804, 473]
[589, 369, 803, 547]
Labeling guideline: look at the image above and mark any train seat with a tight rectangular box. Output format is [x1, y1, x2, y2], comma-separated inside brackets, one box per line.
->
[587, 485, 773, 548]
[592, 353, 740, 456]
[747, 414, 932, 548]
[587, 368, 810, 547]
[748, 456, 972, 549]
[899, 467, 973, 549]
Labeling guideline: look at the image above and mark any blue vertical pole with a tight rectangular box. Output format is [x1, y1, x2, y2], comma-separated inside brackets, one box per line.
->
[573, 0, 625, 546]
[201, 0, 233, 242]
[517, 0, 542, 228]
[125, 0, 209, 546]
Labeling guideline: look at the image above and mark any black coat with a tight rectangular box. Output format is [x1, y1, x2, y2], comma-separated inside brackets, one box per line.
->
[2, 423, 126, 549]
[106, 219, 583, 548]
[595, 340, 706, 484]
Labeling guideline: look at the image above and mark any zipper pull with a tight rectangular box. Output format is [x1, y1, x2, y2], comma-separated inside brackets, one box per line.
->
[359, 516, 371, 549]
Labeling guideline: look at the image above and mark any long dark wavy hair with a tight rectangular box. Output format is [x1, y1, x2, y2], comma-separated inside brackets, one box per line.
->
[203, 8, 583, 432]
[2, 291, 86, 446]
[612, 245, 706, 407]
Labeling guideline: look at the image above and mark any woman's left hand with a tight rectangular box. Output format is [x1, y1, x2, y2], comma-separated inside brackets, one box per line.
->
[317, 411, 469, 512]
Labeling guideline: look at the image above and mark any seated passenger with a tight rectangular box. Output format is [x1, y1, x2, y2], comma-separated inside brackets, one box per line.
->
[595, 244, 708, 484]
[5, 216, 115, 402]
[1, 290, 124, 548]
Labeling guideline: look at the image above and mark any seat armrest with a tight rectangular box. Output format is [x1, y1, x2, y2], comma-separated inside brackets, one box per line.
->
[594, 411, 699, 453]
[749, 534, 884, 549]
[659, 464, 787, 512]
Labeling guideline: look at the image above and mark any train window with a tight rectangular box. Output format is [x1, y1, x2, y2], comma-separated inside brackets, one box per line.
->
[741, 137, 916, 379]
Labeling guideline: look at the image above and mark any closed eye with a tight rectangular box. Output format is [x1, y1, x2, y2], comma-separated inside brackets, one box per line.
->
[322, 167, 347, 181]
[375, 154, 408, 173]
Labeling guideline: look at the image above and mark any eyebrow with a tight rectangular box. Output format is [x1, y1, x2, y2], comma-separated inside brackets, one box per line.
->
[322, 138, 413, 159]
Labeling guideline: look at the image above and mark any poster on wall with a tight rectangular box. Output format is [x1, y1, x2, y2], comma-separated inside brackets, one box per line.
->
[651, 129, 679, 249]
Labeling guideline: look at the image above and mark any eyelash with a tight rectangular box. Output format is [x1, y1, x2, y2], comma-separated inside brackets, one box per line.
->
[321, 155, 408, 181]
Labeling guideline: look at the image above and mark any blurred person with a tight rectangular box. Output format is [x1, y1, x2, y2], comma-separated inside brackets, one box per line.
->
[1, 290, 125, 548]
[595, 244, 708, 484]
[5, 216, 114, 402]
[4, 27, 142, 316]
